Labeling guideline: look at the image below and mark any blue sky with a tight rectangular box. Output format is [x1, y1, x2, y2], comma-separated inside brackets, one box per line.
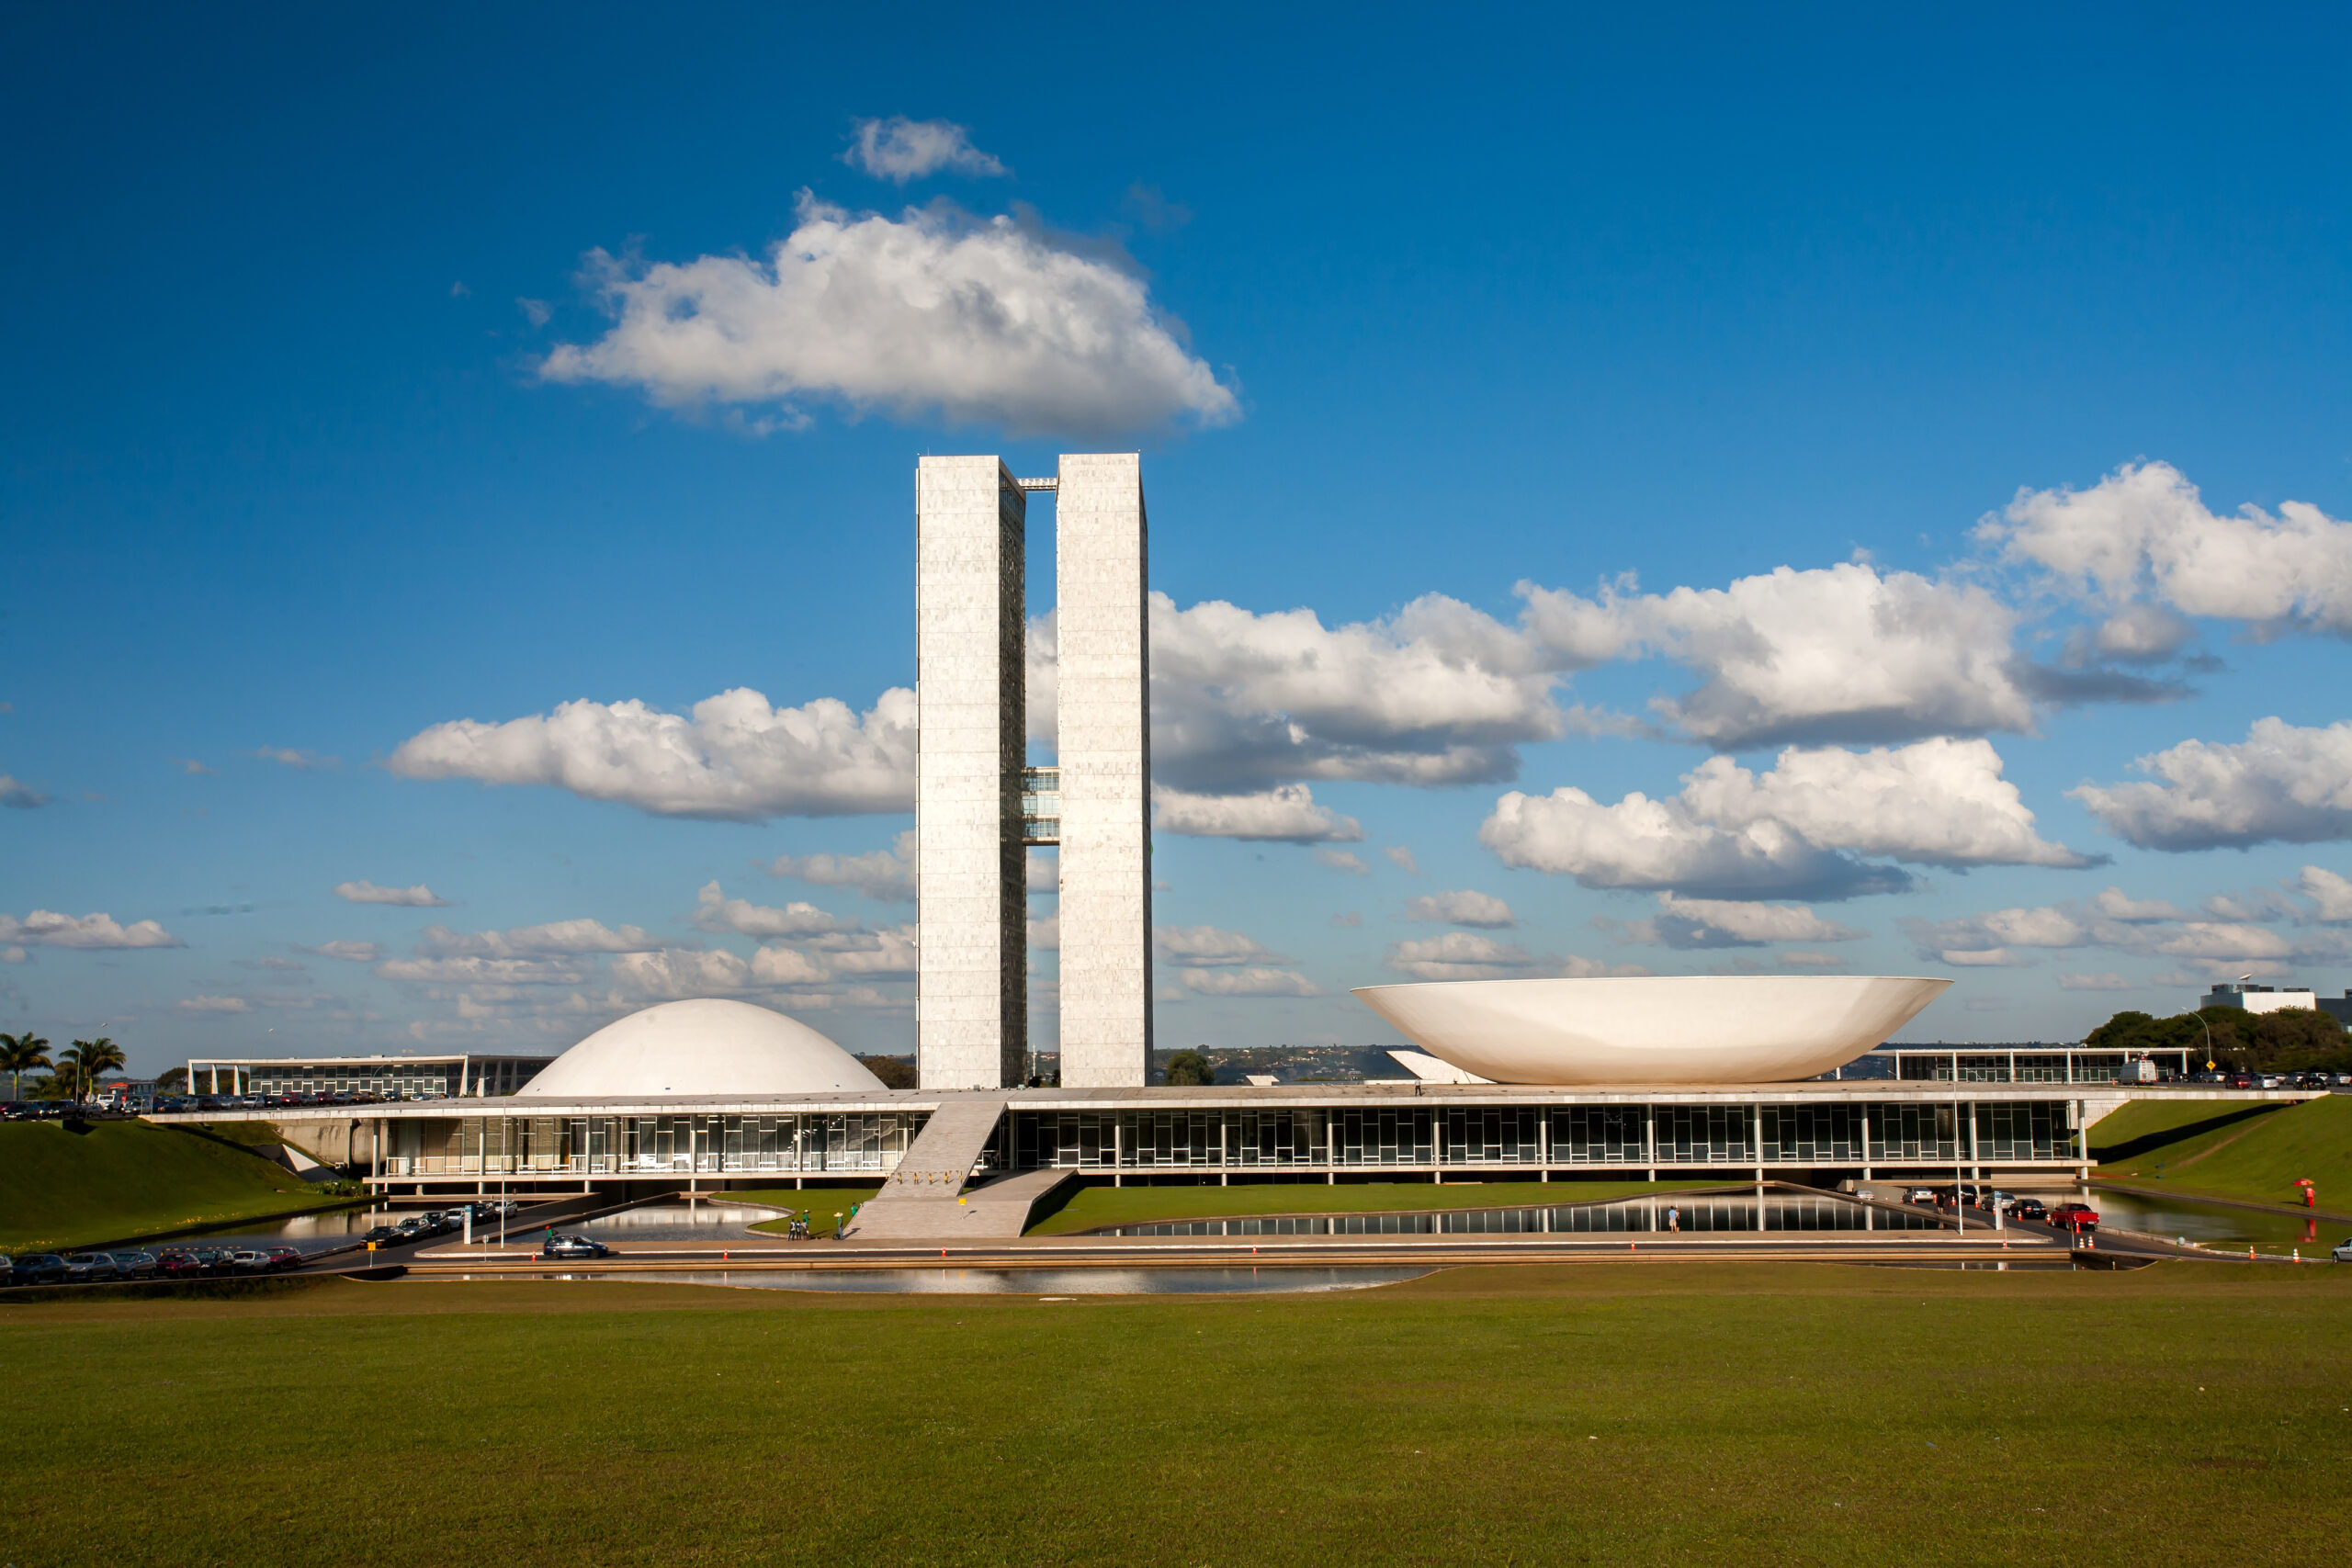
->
[7, 4, 2352, 1075]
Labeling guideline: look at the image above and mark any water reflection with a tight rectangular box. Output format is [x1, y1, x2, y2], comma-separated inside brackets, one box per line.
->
[480, 1267, 1431, 1294]
[574, 1205, 787, 1241]
[1103, 1194, 1947, 1237]
[2015, 1188, 2343, 1252]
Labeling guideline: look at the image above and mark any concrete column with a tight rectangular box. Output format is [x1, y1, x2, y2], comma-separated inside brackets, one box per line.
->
[916, 456, 1028, 1089]
[1054, 453, 1151, 1088]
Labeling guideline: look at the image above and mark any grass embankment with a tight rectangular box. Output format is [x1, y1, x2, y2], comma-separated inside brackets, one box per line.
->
[2093, 1094, 2352, 1210]
[0, 1120, 349, 1254]
[735, 1187, 881, 1234]
[0, 1265, 2346, 1564]
[1026, 1177, 1721, 1235]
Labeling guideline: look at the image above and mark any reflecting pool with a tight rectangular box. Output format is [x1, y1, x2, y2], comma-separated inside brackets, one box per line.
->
[480, 1267, 1432, 1294]
[1100, 1192, 1949, 1237]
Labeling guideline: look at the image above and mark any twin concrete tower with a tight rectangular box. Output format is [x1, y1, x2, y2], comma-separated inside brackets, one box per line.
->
[915, 455, 1150, 1089]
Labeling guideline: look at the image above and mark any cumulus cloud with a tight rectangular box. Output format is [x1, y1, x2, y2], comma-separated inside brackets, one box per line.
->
[2073, 718, 2352, 851]
[2093, 886, 2184, 922]
[1178, 966, 1321, 998]
[417, 919, 662, 957]
[305, 941, 382, 963]
[377, 955, 588, 986]
[1984, 460, 2352, 635]
[1155, 926, 1288, 966]
[391, 686, 916, 823]
[0, 909, 183, 950]
[2, 946, 26, 964]
[1400, 890, 1517, 929]
[1601, 893, 1864, 950]
[1027, 849, 1057, 895]
[1778, 951, 1847, 968]
[769, 830, 920, 903]
[539, 195, 1237, 436]
[0, 774, 49, 809]
[2298, 865, 2352, 922]
[334, 880, 451, 908]
[1382, 845, 1420, 875]
[1902, 906, 2087, 967]
[2058, 972, 2132, 991]
[1383, 932, 1647, 982]
[176, 995, 250, 1013]
[1315, 849, 1372, 875]
[1151, 784, 1362, 843]
[842, 117, 1008, 182]
[1027, 914, 1059, 951]
[1482, 738, 2088, 901]
[255, 747, 337, 769]
[694, 882, 859, 940]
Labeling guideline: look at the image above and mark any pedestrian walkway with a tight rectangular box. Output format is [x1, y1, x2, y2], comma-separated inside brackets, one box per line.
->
[849, 1096, 1026, 1237]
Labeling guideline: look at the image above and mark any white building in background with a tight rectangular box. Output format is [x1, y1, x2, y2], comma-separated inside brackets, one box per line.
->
[2200, 981, 2320, 1016]
[915, 455, 1152, 1089]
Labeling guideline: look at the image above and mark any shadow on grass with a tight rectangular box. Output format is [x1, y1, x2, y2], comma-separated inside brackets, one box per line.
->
[2092, 1102, 2286, 1166]
[0, 1275, 336, 1308]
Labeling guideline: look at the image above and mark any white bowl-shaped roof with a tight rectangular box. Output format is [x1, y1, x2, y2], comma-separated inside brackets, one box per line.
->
[515, 998, 885, 1099]
[1351, 975, 1951, 1085]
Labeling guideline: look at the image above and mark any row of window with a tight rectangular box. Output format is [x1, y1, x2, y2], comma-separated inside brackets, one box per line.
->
[379, 1113, 927, 1177]
[1003, 1102, 2076, 1169]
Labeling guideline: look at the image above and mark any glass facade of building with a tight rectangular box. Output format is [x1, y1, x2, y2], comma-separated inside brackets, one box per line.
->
[999, 1100, 2075, 1173]
[379, 1111, 926, 1178]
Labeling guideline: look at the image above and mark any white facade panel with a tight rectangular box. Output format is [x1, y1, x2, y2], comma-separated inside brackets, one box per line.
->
[916, 457, 1027, 1089]
[1054, 453, 1152, 1088]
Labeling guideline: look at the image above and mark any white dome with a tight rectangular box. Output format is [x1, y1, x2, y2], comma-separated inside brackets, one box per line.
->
[515, 998, 886, 1098]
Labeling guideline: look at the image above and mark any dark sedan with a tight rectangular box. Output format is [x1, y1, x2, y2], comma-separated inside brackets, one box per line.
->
[540, 1235, 615, 1260]
[11, 1254, 69, 1285]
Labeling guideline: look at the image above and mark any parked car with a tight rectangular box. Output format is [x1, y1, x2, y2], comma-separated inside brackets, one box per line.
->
[2333, 1236, 2352, 1264]
[263, 1247, 302, 1272]
[191, 1247, 235, 1275]
[153, 1250, 206, 1279]
[61, 1252, 119, 1283]
[227, 1249, 272, 1275]
[360, 1225, 399, 1246]
[107, 1251, 160, 1280]
[540, 1235, 614, 1260]
[2007, 1198, 2048, 1223]
[2048, 1201, 2099, 1232]
[1904, 1188, 1939, 1206]
[11, 1254, 69, 1285]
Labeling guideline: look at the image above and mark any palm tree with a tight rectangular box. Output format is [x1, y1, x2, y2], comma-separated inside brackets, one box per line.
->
[0, 1031, 51, 1100]
[63, 1037, 127, 1102]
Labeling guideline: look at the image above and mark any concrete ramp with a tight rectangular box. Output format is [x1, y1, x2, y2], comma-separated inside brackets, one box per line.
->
[852, 1167, 1075, 1240]
[850, 1098, 1023, 1238]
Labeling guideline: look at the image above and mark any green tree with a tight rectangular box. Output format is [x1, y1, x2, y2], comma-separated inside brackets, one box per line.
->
[856, 1055, 919, 1090]
[0, 1031, 52, 1100]
[1162, 1050, 1216, 1086]
[62, 1037, 128, 1102]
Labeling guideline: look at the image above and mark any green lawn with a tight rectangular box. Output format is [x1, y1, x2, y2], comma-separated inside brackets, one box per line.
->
[0, 1120, 352, 1253]
[0, 1264, 2346, 1564]
[2094, 1094, 2352, 1209]
[732, 1186, 882, 1233]
[1026, 1177, 1722, 1234]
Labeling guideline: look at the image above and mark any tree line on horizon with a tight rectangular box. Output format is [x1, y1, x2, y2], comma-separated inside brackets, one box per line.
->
[2085, 1005, 2348, 1073]
[0, 1031, 130, 1103]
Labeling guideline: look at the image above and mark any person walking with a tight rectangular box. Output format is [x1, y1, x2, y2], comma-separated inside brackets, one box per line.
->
[1667, 1203, 1681, 1235]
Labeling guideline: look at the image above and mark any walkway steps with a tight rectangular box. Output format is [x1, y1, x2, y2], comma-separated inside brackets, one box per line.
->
[849, 1097, 1020, 1238]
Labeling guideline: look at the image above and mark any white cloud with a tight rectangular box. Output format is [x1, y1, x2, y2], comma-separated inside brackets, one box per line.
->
[255, 747, 337, 769]
[306, 941, 382, 963]
[391, 686, 916, 823]
[1027, 849, 1057, 895]
[1315, 849, 1372, 875]
[334, 880, 451, 908]
[1382, 845, 1420, 875]
[418, 919, 662, 957]
[0, 774, 49, 809]
[2298, 865, 2352, 922]
[1027, 914, 1059, 951]
[842, 117, 1008, 182]
[1382, 932, 1541, 981]
[2073, 718, 2352, 851]
[1603, 893, 1864, 950]
[1178, 966, 1321, 998]
[1903, 906, 2086, 967]
[2092, 886, 2184, 922]
[694, 882, 859, 940]
[770, 830, 920, 903]
[1329, 912, 1363, 928]
[1400, 890, 1517, 929]
[1984, 460, 2352, 634]
[0, 909, 184, 950]
[2058, 972, 2132, 991]
[1155, 926, 1287, 966]
[176, 995, 250, 1013]
[2, 946, 25, 964]
[1151, 784, 1363, 843]
[540, 195, 1237, 436]
[1485, 738, 2086, 900]
[376, 955, 588, 986]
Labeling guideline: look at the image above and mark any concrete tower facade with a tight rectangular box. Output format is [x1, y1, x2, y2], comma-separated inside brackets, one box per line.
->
[1053, 454, 1153, 1088]
[914, 457, 1028, 1090]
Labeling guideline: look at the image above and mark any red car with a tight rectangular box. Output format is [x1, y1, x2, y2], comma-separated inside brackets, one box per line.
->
[263, 1247, 302, 1272]
[153, 1250, 207, 1279]
[2048, 1201, 2099, 1232]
